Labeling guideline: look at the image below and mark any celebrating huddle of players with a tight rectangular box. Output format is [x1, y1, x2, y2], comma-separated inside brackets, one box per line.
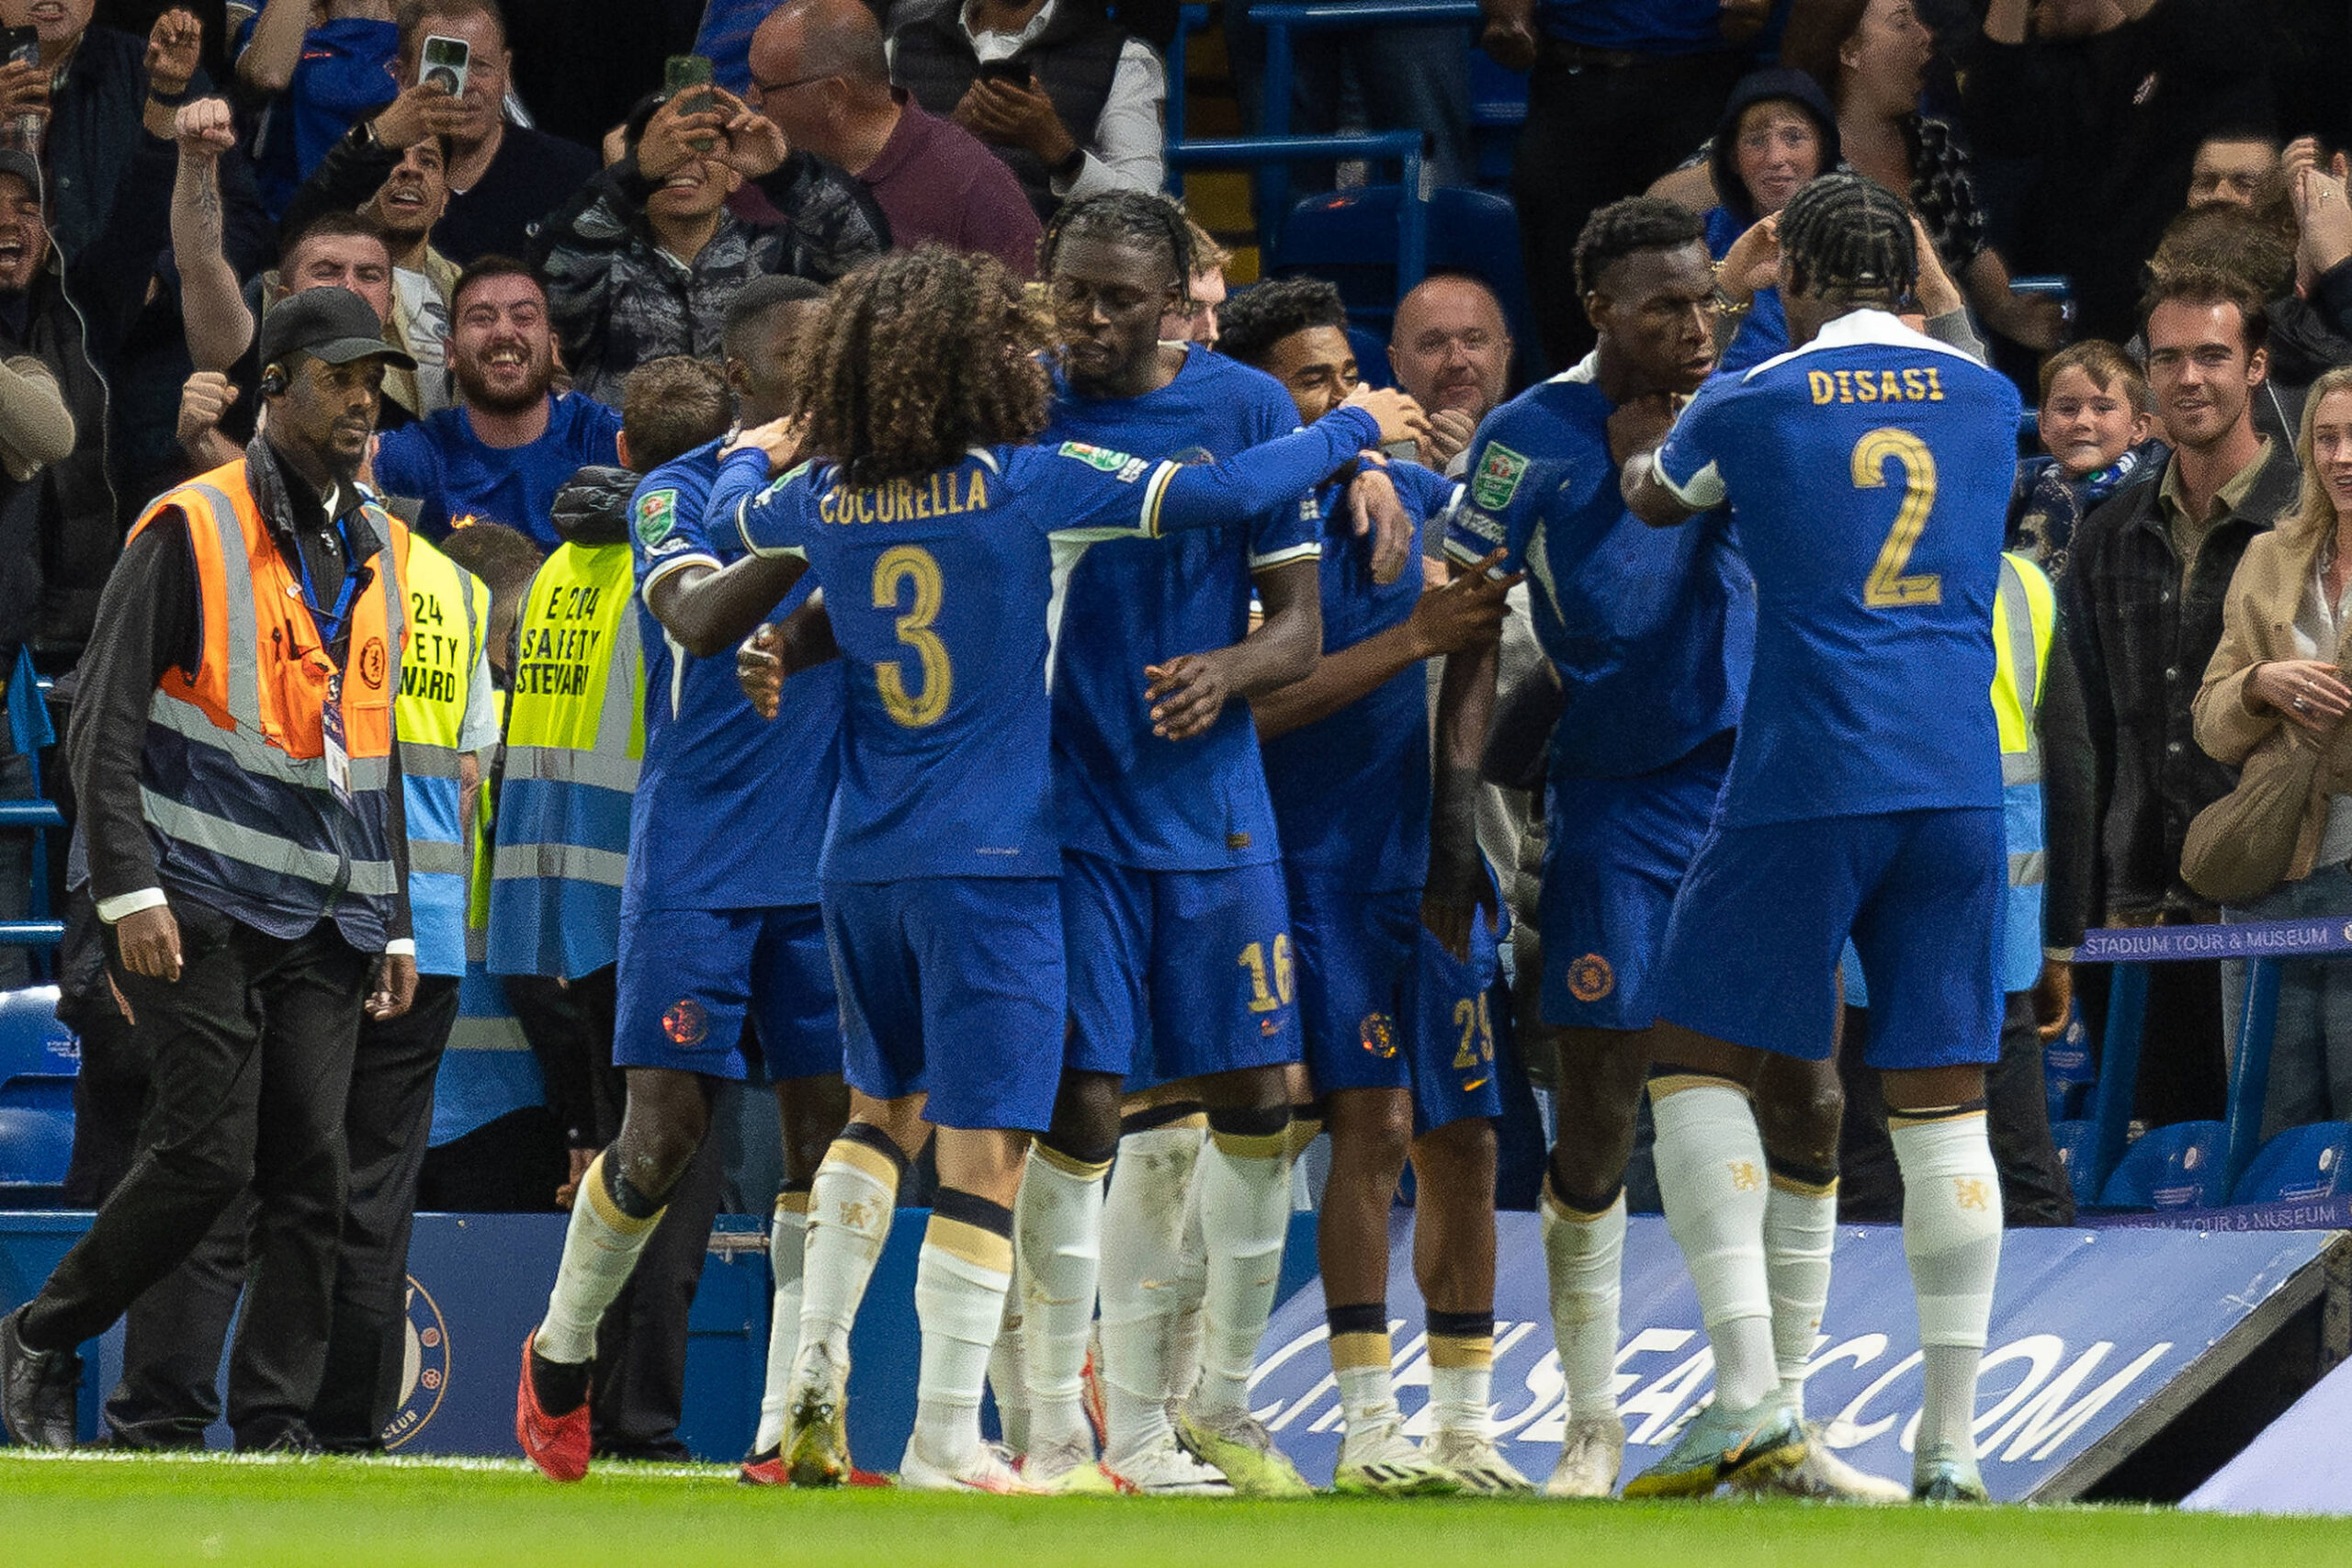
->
[512, 175, 2019, 1505]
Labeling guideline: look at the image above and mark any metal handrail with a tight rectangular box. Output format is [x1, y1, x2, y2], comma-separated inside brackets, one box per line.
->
[1167, 131, 1428, 297]
[0, 801, 62, 829]
[0, 921, 62, 947]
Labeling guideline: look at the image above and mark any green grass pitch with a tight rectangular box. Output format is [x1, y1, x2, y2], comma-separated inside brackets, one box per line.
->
[0, 1453, 2335, 1567]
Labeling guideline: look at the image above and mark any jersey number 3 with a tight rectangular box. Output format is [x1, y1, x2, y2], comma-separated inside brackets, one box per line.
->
[874, 545, 952, 728]
[1852, 428, 1941, 609]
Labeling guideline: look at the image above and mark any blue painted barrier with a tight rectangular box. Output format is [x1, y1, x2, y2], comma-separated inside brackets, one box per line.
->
[1167, 131, 1428, 296]
[2074, 919, 2349, 1206]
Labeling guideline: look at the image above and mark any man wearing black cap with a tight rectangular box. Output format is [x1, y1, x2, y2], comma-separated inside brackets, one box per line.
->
[0, 287, 422, 1452]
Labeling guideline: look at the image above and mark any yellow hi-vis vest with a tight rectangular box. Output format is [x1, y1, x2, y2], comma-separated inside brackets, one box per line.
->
[486, 541, 644, 980]
[394, 534, 487, 977]
[1992, 551, 2057, 993]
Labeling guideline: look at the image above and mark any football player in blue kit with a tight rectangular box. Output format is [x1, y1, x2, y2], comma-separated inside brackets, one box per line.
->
[1008, 194, 1427, 1497]
[670, 246, 1421, 1494]
[1436, 197, 1894, 1502]
[514, 282, 869, 1487]
[1219, 277, 1533, 1496]
[1620, 175, 2020, 1503]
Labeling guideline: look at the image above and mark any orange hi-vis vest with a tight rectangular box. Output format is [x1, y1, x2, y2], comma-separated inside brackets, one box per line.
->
[130, 457, 410, 951]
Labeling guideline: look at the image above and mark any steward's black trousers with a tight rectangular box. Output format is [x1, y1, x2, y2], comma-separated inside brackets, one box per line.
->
[21, 904, 368, 1449]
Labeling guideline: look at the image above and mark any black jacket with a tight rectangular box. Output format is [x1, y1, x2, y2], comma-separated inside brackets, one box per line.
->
[2064, 439, 2302, 918]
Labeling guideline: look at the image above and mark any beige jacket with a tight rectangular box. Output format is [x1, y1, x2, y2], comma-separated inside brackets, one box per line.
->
[2193, 523, 2352, 883]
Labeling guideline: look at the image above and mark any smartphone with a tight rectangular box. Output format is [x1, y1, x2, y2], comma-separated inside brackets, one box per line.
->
[420, 34, 469, 100]
[974, 60, 1031, 88]
[1, 27, 39, 70]
[1380, 438, 1419, 463]
[664, 53, 718, 118]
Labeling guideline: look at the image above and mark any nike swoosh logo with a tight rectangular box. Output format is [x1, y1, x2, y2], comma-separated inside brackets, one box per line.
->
[1463, 1077, 1488, 1090]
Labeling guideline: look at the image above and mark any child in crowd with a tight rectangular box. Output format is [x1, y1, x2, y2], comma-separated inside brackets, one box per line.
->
[2009, 341, 2166, 583]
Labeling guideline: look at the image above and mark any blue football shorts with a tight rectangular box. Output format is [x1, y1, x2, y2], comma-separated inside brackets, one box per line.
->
[1653, 807, 2005, 1070]
[614, 903, 839, 1082]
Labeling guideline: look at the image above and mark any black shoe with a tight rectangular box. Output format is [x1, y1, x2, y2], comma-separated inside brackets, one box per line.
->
[238, 1421, 323, 1456]
[1, 1305, 83, 1449]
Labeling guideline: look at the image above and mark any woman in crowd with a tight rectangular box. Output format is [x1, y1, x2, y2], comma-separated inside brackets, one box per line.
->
[2194, 366, 2352, 1137]
[1777, 0, 2060, 352]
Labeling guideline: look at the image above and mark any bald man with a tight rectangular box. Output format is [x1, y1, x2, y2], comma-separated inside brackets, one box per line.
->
[749, 0, 1042, 276]
[1388, 275, 1513, 472]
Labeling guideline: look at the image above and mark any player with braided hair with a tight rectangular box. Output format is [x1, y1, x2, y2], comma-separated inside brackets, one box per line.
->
[666, 244, 1421, 1494]
[1438, 195, 1890, 1503]
[1620, 173, 2020, 1503]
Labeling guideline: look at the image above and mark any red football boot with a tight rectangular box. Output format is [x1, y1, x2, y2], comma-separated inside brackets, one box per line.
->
[515, 1331, 593, 1483]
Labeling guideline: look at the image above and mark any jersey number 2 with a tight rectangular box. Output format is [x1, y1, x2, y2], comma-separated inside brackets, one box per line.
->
[1852, 428, 1941, 608]
[873, 545, 952, 728]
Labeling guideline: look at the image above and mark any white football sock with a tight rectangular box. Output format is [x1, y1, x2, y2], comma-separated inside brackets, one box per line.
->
[1763, 1177, 1838, 1419]
[1016, 1143, 1111, 1455]
[1650, 1080, 1777, 1414]
[1165, 1152, 1208, 1404]
[1892, 1113, 2003, 1456]
[752, 1190, 808, 1453]
[988, 1289, 1030, 1456]
[796, 1134, 901, 1378]
[1098, 1121, 1204, 1460]
[1540, 1186, 1625, 1423]
[1189, 1127, 1295, 1418]
[1329, 1317, 1396, 1433]
[536, 1152, 662, 1365]
[911, 1201, 1016, 1473]
[1426, 1325, 1496, 1438]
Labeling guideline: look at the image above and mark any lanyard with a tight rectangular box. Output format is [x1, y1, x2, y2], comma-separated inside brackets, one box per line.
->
[291, 511, 360, 648]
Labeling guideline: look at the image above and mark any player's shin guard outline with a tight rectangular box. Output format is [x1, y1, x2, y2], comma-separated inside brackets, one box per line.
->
[1648, 1074, 1778, 1413]
[537, 1151, 664, 1366]
[1017, 1140, 1113, 1455]
[1762, 1159, 1838, 1418]
[1190, 1108, 1295, 1418]
[914, 1189, 1018, 1472]
[1540, 1180, 1626, 1424]
[1890, 1104, 2001, 1458]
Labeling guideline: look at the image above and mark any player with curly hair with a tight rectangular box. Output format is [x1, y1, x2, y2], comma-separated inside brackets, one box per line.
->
[665, 245, 1419, 1494]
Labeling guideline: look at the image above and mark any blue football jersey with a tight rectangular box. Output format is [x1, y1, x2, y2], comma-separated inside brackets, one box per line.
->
[1263, 460, 1456, 891]
[716, 405, 1383, 884]
[624, 438, 842, 915]
[1046, 347, 1323, 872]
[1654, 310, 2021, 825]
[1446, 355, 1754, 781]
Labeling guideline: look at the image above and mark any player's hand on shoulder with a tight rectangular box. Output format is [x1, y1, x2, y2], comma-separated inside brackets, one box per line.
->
[1408, 549, 1522, 660]
[1143, 652, 1232, 741]
[1343, 385, 1433, 450]
[1606, 391, 1679, 467]
[726, 415, 806, 476]
[737, 622, 786, 719]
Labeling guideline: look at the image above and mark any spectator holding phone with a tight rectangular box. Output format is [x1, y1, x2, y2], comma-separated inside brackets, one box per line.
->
[313, 0, 596, 264]
[888, 0, 1166, 220]
[0, 2, 214, 262]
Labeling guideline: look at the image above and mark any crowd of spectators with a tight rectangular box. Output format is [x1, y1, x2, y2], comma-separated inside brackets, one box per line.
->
[2, 0, 2352, 1459]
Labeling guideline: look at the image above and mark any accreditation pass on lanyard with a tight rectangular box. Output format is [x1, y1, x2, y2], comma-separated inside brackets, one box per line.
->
[322, 671, 353, 808]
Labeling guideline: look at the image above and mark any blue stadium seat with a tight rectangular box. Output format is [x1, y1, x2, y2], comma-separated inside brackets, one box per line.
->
[2098, 1120, 2227, 1210]
[1270, 186, 1541, 378]
[1466, 49, 1526, 189]
[2050, 1117, 2099, 1207]
[0, 1103, 73, 1188]
[2231, 1122, 2352, 1205]
[0, 985, 74, 1089]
